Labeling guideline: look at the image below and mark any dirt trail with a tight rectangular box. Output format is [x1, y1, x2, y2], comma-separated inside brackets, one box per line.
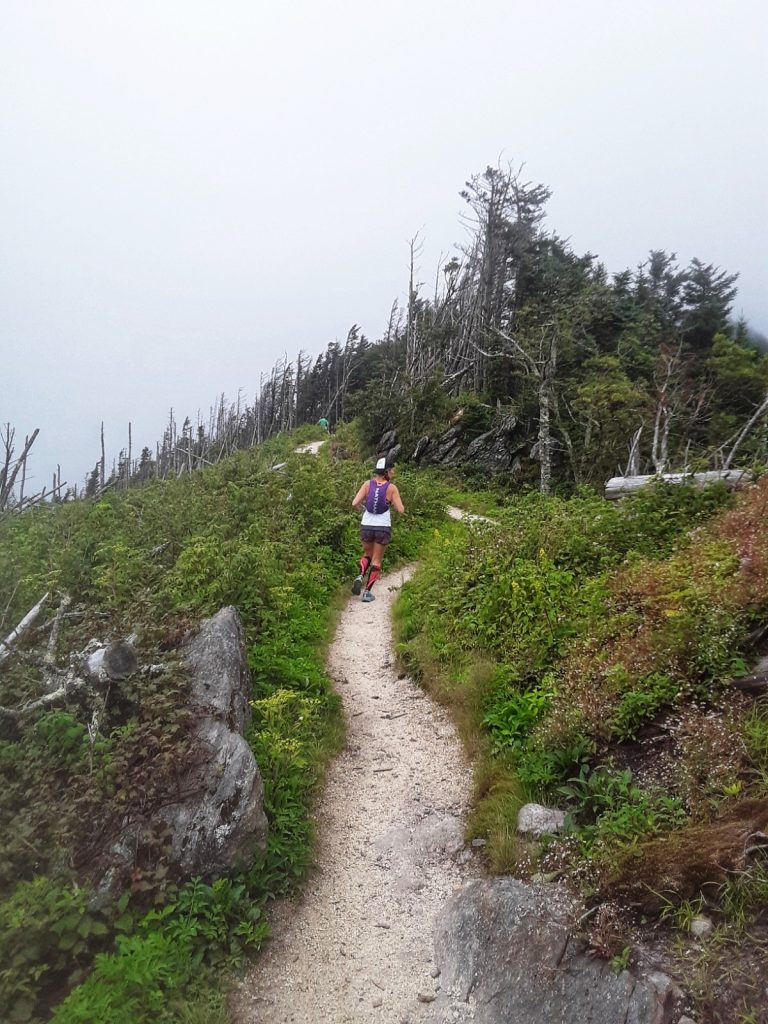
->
[293, 440, 327, 455]
[231, 565, 478, 1024]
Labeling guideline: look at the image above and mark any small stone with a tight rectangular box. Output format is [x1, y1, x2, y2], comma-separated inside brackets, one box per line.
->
[678, 1018, 697, 1024]
[471, 838, 487, 848]
[517, 803, 567, 836]
[690, 915, 713, 939]
[417, 992, 436, 1003]
[648, 971, 673, 996]
[372, 997, 383, 1008]
[430, 967, 440, 978]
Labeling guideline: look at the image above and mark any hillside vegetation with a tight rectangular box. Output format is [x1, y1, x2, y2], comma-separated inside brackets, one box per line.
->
[396, 477, 768, 1022]
[0, 428, 447, 1023]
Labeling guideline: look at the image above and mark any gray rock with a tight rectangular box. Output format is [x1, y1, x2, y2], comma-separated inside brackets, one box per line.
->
[160, 607, 268, 875]
[387, 444, 402, 465]
[92, 607, 267, 895]
[421, 426, 463, 467]
[433, 879, 679, 1024]
[184, 605, 252, 733]
[413, 436, 431, 462]
[689, 915, 713, 939]
[465, 429, 524, 474]
[517, 802, 567, 837]
[378, 429, 398, 451]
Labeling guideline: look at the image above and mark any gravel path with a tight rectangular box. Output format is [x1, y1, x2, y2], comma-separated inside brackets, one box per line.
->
[293, 440, 327, 455]
[230, 564, 479, 1024]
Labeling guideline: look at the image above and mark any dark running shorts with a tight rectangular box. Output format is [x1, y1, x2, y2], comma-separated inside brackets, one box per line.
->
[360, 526, 392, 546]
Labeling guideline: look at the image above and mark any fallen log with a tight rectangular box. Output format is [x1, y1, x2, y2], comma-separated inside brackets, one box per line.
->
[43, 594, 72, 690]
[604, 469, 753, 501]
[0, 592, 49, 666]
[0, 633, 137, 719]
[85, 639, 138, 683]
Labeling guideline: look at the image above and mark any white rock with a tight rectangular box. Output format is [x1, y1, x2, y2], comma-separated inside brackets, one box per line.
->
[517, 803, 566, 836]
[690, 915, 713, 939]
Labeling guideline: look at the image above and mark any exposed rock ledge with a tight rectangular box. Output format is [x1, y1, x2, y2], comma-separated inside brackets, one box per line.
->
[93, 607, 267, 898]
[163, 606, 268, 876]
[433, 878, 680, 1024]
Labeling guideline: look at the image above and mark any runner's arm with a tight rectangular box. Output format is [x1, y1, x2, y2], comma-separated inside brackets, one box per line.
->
[388, 484, 405, 514]
[352, 481, 369, 510]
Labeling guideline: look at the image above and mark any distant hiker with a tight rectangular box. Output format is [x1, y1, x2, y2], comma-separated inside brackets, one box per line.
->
[318, 416, 329, 432]
[351, 457, 405, 602]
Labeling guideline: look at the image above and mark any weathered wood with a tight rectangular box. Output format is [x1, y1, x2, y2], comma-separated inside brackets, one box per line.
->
[604, 469, 753, 500]
[0, 668, 87, 719]
[731, 656, 768, 693]
[0, 592, 49, 666]
[43, 594, 72, 689]
[0, 427, 40, 510]
[85, 640, 138, 683]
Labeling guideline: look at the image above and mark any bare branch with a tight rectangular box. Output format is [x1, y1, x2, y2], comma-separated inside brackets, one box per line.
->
[723, 392, 768, 470]
[0, 667, 88, 719]
[43, 594, 72, 690]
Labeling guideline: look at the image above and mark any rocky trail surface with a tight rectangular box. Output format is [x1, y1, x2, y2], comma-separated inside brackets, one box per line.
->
[231, 564, 480, 1024]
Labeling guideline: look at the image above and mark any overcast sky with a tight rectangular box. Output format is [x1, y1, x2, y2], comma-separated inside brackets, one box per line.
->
[1, 0, 766, 492]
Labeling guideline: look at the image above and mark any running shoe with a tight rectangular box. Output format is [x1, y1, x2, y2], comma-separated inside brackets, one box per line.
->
[352, 575, 363, 595]
[361, 590, 375, 603]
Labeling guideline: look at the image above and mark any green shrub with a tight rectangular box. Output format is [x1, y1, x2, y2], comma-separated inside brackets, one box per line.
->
[559, 764, 686, 856]
[0, 878, 114, 1023]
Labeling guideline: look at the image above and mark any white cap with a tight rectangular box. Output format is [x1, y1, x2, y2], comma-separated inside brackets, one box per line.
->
[375, 457, 387, 471]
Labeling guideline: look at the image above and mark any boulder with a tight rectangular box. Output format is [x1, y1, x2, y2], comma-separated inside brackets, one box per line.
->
[421, 426, 463, 467]
[378, 429, 398, 451]
[465, 430, 525, 474]
[386, 443, 402, 466]
[517, 803, 567, 837]
[183, 605, 251, 732]
[91, 608, 267, 899]
[433, 879, 679, 1024]
[161, 607, 268, 875]
[413, 436, 431, 463]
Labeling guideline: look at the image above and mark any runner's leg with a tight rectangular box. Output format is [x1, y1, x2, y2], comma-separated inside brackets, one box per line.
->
[360, 540, 374, 577]
[366, 542, 385, 591]
[354, 538, 374, 594]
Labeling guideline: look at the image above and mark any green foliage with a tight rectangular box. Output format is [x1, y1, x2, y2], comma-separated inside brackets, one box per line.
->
[52, 931, 200, 1024]
[742, 706, 768, 785]
[0, 878, 114, 1023]
[610, 946, 632, 974]
[35, 711, 89, 764]
[610, 672, 681, 741]
[558, 764, 686, 856]
[483, 681, 553, 755]
[397, 477, 767, 923]
[0, 429, 450, 1021]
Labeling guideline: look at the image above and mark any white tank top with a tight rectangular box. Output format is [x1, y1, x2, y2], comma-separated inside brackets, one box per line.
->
[361, 507, 392, 527]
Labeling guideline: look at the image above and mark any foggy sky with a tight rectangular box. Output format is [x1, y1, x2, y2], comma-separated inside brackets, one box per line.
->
[2, 0, 766, 492]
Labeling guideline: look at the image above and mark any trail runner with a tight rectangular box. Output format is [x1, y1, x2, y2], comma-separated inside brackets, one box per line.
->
[351, 457, 405, 602]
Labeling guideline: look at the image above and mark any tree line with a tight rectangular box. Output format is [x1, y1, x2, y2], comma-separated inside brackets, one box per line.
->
[3, 160, 767, 510]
